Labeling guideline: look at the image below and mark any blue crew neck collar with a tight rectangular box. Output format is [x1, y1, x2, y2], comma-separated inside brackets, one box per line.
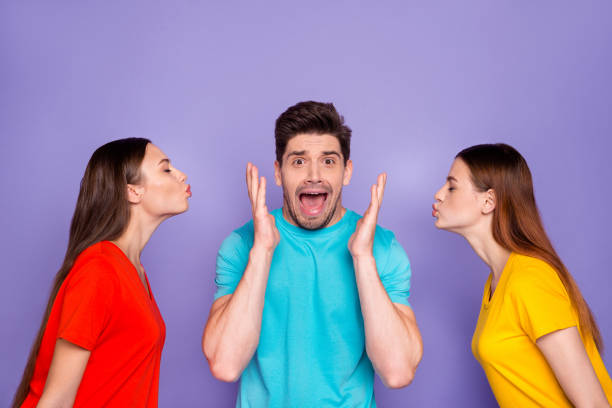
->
[273, 208, 354, 237]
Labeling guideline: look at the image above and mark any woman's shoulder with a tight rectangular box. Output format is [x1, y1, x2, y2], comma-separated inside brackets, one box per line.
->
[506, 253, 567, 296]
[511, 253, 556, 273]
[69, 241, 124, 281]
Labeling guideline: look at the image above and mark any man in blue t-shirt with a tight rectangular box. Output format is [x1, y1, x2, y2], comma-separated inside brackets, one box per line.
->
[202, 101, 423, 407]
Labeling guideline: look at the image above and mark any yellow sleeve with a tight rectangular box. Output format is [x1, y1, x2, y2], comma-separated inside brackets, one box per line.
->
[507, 261, 578, 342]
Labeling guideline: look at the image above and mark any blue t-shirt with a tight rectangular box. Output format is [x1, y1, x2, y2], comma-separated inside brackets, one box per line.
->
[214, 208, 411, 408]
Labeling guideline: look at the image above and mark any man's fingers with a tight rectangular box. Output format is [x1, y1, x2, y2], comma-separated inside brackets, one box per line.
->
[247, 163, 260, 210]
[257, 176, 267, 212]
[252, 165, 260, 208]
[246, 163, 254, 203]
[377, 172, 387, 205]
[366, 183, 378, 217]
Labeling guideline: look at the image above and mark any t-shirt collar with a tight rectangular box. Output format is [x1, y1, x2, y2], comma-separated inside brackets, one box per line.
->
[273, 207, 353, 238]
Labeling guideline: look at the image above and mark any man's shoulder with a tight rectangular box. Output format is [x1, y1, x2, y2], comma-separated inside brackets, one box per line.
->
[221, 218, 255, 252]
[221, 208, 284, 251]
[375, 224, 397, 245]
[344, 208, 398, 247]
[234, 218, 255, 239]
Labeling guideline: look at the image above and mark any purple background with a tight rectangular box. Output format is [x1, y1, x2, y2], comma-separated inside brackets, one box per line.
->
[2, 2, 611, 406]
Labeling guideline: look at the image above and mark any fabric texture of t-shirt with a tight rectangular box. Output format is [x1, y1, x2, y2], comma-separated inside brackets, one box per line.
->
[22, 241, 166, 408]
[214, 208, 412, 408]
[472, 252, 612, 407]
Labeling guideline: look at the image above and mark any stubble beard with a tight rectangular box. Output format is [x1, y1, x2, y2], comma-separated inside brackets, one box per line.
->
[282, 187, 342, 231]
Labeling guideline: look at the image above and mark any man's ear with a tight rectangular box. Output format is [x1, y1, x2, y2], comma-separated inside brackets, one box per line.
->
[343, 159, 353, 186]
[274, 161, 282, 186]
[126, 184, 144, 204]
[482, 189, 496, 215]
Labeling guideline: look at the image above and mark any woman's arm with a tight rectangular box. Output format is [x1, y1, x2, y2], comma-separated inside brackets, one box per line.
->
[36, 339, 90, 408]
[537, 326, 610, 408]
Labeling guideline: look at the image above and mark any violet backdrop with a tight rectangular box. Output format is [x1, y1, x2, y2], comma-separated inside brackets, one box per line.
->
[1, 1, 611, 406]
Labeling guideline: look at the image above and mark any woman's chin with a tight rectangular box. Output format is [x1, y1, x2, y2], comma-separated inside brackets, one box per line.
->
[433, 218, 442, 229]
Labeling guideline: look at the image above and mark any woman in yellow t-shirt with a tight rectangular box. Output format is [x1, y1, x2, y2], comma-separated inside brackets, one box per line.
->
[432, 143, 611, 407]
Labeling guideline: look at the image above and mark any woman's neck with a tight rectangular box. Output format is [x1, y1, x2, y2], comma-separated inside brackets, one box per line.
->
[463, 225, 511, 292]
[112, 211, 162, 275]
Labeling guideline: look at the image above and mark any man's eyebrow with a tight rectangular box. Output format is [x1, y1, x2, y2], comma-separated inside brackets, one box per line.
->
[158, 158, 170, 165]
[447, 176, 458, 182]
[286, 150, 306, 158]
[321, 151, 341, 158]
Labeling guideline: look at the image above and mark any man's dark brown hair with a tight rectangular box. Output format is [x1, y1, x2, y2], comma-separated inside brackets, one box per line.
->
[275, 101, 352, 165]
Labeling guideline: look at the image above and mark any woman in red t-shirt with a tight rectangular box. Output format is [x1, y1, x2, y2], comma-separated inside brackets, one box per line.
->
[12, 138, 192, 407]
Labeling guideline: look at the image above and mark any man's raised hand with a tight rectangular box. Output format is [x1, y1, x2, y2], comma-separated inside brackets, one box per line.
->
[246, 163, 280, 252]
[348, 172, 387, 258]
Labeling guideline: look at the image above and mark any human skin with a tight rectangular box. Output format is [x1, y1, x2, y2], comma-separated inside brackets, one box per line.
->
[202, 133, 423, 388]
[348, 172, 423, 387]
[273, 133, 352, 230]
[36, 144, 190, 407]
[202, 162, 278, 382]
[433, 158, 609, 407]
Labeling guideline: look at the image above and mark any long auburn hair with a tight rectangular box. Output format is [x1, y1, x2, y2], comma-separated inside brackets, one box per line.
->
[457, 143, 603, 351]
[12, 138, 151, 407]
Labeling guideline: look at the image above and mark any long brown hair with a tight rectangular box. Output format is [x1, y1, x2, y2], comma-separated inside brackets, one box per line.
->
[12, 138, 150, 407]
[457, 143, 603, 351]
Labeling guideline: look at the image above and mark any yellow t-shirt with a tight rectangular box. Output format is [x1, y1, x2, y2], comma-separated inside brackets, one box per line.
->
[472, 252, 612, 407]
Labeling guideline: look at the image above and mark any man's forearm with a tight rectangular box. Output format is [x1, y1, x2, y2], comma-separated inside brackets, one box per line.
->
[203, 246, 273, 382]
[353, 254, 423, 388]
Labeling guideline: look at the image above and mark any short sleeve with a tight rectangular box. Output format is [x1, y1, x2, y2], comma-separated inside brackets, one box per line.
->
[58, 259, 117, 350]
[508, 264, 577, 342]
[214, 231, 250, 300]
[379, 234, 412, 307]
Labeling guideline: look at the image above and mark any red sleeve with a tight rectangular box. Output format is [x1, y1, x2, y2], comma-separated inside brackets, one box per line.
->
[57, 258, 118, 350]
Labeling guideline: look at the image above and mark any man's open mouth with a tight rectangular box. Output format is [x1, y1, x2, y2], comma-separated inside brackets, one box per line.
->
[299, 192, 328, 217]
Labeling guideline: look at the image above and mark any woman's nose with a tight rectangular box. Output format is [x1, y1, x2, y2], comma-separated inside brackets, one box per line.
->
[434, 186, 444, 202]
[176, 168, 187, 183]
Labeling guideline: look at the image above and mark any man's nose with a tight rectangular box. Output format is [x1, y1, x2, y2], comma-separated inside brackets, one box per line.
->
[306, 162, 322, 183]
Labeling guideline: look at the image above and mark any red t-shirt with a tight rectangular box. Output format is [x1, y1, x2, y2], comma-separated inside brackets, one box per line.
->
[22, 241, 166, 407]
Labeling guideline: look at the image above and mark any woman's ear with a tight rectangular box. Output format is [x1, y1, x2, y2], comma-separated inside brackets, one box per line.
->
[126, 184, 144, 204]
[482, 189, 496, 215]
